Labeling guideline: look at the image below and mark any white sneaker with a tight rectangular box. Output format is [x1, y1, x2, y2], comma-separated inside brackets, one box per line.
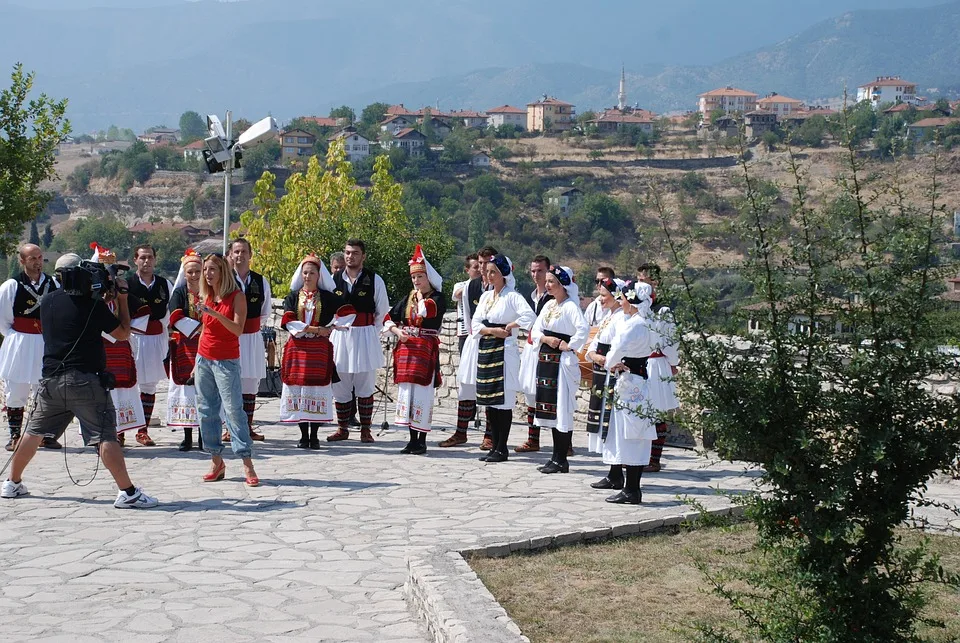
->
[113, 487, 158, 509]
[1, 480, 28, 498]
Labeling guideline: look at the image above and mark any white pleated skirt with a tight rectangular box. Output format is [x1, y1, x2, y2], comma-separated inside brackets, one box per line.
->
[602, 373, 657, 466]
[239, 331, 266, 380]
[394, 382, 435, 432]
[0, 332, 43, 383]
[646, 356, 679, 412]
[166, 381, 199, 428]
[332, 326, 385, 374]
[132, 334, 168, 386]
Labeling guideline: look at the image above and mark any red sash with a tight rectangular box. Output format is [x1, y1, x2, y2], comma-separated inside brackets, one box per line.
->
[281, 335, 335, 386]
[145, 319, 164, 335]
[243, 318, 261, 334]
[11, 317, 41, 334]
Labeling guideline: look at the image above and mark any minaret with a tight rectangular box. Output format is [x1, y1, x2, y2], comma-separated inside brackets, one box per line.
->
[618, 64, 627, 111]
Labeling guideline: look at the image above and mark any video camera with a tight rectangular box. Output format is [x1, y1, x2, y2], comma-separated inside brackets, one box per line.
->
[58, 260, 127, 299]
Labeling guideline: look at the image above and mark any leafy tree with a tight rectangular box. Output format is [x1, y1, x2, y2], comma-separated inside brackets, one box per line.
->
[106, 124, 120, 141]
[653, 125, 960, 640]
[241, 140, 281, 181]
[51, 215, 133, 258]
[238, 139, 452, 298]
[329, 105, 355, 123]
[66, 161, 95, 194]
[761, 130, 780, 151]
[835, 100, 877, 147]
[875, 114, 907, 158]
[126, 152, 155, 184]
[232, 118, 253, 135]
[0, 63, 70, 254]
[491, 145, 512, 162]
[542, 116, 553, 134]
[178, 110, 206, 142]
[788, 114, 827, 147]
[358, 101, 390, 139]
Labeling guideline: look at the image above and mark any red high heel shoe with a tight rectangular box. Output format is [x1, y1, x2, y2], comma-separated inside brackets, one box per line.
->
[202, 460, 225, 482]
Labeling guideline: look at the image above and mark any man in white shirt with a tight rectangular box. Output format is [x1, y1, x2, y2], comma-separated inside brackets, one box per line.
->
[583, 266, 616, 326]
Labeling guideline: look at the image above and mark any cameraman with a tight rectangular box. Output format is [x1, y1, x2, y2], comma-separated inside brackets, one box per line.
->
[1, 254, 158, 508]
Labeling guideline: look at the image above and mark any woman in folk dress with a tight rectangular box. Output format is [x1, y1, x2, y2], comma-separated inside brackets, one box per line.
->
[584, 278, 624, 466]
[522, 265, 589, 474]
[459, 255, 536, 463]
[598, 281, 658, 504]
[384, 245, 446, 455]
[167, 249, 204, 451]
[279, 255, 341, 449]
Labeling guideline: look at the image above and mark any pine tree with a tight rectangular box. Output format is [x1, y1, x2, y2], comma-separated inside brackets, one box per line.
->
[41, 223, 53, 248]
[28, 219, 40, 245]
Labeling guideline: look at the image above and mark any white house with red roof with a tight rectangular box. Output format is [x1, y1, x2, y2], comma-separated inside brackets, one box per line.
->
[382, 128, 427, 157]
[486, 105, 526, 130]
[756, 93, 805, 116]
[698, 86, 759, 116]
[182, 139, 206, 160]
[856, 76, 918, 109]
[449, 110, 489, 129]
[328, 130, 371, 162]
[380, 114, 418, 133]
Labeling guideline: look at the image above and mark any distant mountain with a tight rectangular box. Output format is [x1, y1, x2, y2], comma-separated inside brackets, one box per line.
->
[0, 0, 952, 130]
[346, 1, 960, 114]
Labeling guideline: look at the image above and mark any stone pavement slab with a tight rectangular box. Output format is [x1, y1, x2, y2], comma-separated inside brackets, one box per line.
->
[0, 389, 951, 641]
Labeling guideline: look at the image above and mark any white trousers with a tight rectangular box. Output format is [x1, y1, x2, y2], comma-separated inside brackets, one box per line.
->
[241, 377, 260, 396]
[4, 381, 33, 408]
[332, 371, 377, 401]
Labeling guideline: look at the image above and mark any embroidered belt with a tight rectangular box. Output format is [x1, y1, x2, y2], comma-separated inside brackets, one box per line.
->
[401, 326, 439, 338]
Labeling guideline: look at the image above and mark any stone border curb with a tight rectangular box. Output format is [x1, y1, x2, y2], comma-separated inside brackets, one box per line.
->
[405, 504, 747, 642]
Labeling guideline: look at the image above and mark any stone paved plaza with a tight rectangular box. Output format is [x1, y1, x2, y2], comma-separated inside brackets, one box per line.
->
[0, 389, 956, 642]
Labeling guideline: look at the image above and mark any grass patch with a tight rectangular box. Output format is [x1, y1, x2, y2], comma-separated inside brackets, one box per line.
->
[468, 524, 960, 642]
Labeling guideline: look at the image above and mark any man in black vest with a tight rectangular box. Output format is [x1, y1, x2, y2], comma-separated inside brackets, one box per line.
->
[0, 244, 60, 450]
[515, 254, 555, 453]
[229, 238, 270, 442]
[125, 245, 172, 447]
[328, 239, 390, 443]
[440, 246, 498, 448]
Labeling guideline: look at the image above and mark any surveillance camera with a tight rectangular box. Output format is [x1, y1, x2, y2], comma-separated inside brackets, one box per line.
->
[237, 116, 279, 148]
[207, 114, 226, 139]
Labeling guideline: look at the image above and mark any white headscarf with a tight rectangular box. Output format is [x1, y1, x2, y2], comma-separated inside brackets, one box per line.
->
[290, 255, 335, 293]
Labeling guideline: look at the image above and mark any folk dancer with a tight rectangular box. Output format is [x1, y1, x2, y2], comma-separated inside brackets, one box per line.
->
[597, 281, 657, 504]
[385, 245, 446, 455]
[329, 250, 358, 427]
[167, 249, 204, 451]
[515, 254, 554, 453]
[438, 253, 479, 447]
[637, 262, 679, 472]
[444, 246, 499, 448]
[585, 277, 625, 479]
[91, 243, 151, 441]
[582, 266, 616, 326]
[0, 244, 59, 451]
[279, 255, 340, 449]
[228, 238, 271, 442]
[125, 244, 172, 446]
[327, 239, 390, 444]
[459, 254, 536, 463]
[522, 265, 589, 473]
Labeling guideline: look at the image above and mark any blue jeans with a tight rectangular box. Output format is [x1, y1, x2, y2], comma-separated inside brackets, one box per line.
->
[195, 356, 253, 459]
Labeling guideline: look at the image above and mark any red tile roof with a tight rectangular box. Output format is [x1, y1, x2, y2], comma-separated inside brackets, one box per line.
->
[527, 96, 573, 107]
[450, 110, 488, 119]
[910, 117, 958, 128]
[393, 128, 426, 139]
[184, 139, 206, 149]
[859, 76, 916, 88]
[486, 105, 525, 114]
[381, 114, 415, 125]
[387, 104, 415, 116]
[699, 86, 758, 98]
[757, 94, 804, 105]
[302, 116, 338, 127]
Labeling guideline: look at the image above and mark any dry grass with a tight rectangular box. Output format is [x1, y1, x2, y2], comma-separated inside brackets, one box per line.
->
[469, 524, 960, 643]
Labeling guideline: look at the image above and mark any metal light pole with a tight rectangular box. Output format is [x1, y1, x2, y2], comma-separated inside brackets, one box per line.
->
[222, 110, 233, 255]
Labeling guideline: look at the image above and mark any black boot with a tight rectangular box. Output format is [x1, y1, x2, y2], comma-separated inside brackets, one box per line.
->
[409, 430, 427, 455]
[309, 423, 321, 449]
[480, 408, 500, 461]
[591, 464, 624, 489]
[401, 428, 417, 454]
[538, 427, 560, 472]
[606, 466, 642, 504]
[541, 430, 570, 474]
[486, 410, 510, 462]
[297, 422, 310, 449]
[178, 428, 193, 452]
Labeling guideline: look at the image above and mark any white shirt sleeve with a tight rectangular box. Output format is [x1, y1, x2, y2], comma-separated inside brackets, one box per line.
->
[260, 278, 272, 324]
[0, 279, 16, 336]
[374, 275, 390, 332]
[512, 292, 536, 332]
[566, 301, 590, 352]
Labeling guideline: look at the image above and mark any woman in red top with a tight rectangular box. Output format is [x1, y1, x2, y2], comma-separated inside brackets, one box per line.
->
[195, 254, 259, 486]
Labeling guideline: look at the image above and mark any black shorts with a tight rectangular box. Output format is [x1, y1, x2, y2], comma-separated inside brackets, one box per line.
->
[26, 371, 118, 447]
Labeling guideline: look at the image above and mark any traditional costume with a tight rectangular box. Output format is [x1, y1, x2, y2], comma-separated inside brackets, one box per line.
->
[0, 267, 57, 450]
[521, 266, 589, 473]
[442, 273, 491, 448]
[598, 281, 657, 504]
[90, 244, 150, 440]
[585, 278, 624, 456]
[386, 245, 446, 455]
[279, 255, 340, 448]
[327, 257, 390, 443]
[166, 250, 204, 451]
[235, 266, 272, 441]
[459, 255, 536, 462]
[644, 292, 680, 471]
[125, 251, 173, 446]
[515, 284, 554, 453]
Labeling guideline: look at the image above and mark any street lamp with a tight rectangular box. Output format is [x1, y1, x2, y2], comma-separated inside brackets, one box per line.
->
[203, 112, 278, 253]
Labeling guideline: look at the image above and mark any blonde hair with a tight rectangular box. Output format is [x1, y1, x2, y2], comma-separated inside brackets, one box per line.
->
[200, 254, 238, 301]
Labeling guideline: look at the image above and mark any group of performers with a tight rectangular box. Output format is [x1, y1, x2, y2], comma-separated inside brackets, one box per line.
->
[0, 238, 678, 505]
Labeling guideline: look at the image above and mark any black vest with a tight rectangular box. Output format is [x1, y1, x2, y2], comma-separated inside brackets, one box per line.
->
[333, 268, 377, 314]
[127, 275, 170, 321]
[14, 272, 57, 319]
[237, 270, 266, 320]
[466, 276, 485, 320]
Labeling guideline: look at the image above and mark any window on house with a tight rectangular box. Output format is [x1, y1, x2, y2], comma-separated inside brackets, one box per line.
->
[283, 147, 296, 154]
[298, 137, 311, 144]
[284, 137, 295, 144]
